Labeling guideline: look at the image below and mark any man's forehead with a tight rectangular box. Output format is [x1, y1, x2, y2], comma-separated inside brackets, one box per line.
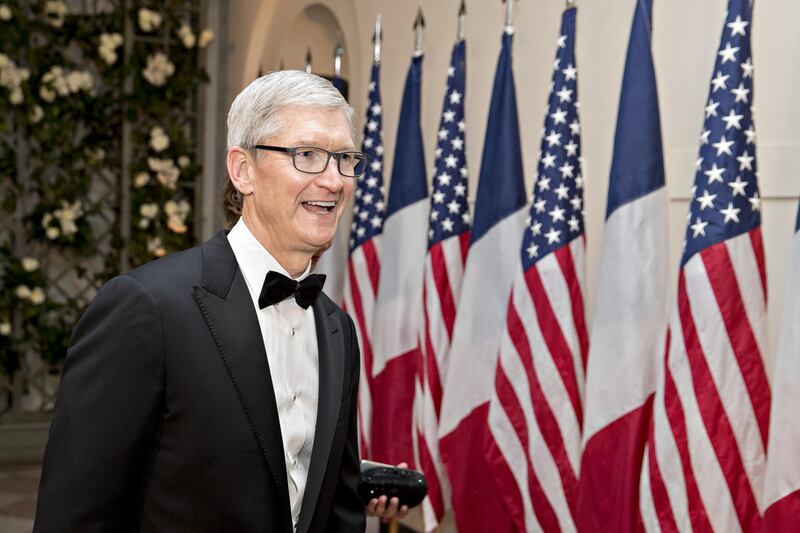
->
[270, 107, 354, 147]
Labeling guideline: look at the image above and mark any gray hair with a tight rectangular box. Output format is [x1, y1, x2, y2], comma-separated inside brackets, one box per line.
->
[226, 70, 355, 150]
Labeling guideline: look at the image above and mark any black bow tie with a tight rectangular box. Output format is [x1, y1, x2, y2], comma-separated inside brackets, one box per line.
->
[258, 271, 326, 310]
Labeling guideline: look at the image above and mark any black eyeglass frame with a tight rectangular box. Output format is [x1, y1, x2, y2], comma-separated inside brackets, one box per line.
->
[252, 145, 369, 178]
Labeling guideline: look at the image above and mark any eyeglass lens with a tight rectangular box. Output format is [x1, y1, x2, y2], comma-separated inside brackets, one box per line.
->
[293, 147, 367, 177]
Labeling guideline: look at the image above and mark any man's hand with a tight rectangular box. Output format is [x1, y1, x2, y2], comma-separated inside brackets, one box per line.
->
[365, 462, 410, 523]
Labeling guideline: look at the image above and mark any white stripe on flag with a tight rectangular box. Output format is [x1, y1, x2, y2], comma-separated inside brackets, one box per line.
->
[764, 228, 800, 508]
[582, 188, 668, 441]
[667, 298, 742, 533]
[684, 252, 767, 500]
[439, 207, 528, 436]
[372, 199, 428, 375]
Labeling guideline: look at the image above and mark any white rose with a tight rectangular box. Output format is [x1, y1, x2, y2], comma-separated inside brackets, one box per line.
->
[46, 226, 60, 239]
[139, 218, 150, 229]
[177, 155, 190, 168]
[39, 86, 56, 103]
[149, 126, 170, 152]
[134, 172, 150, 188]
[0, 321, 10, 336]
[198, 29, 214, 48]
[15, 285, 31, 300]
[137, 8, 162, 32]
[30, 105, 44, 123]
[99, 47, 118, 65]
[9, 86, 22, 104]
[60, 219, 78, 235]
[66, 70, 92, 93]
[140, 202, 159, 219]
[157, 166, 180, 189]
[167, 216, 187, 234]
[30, 287, 46, 305]
[142, 52, 174, 87]
[147, 237, 166, 257]
[177, 25, 195, 49]
[21, 257, 39, 272]
[44, 0, 68, 28]
[41, 213, 53, 228]
[0, 5, 12, 21]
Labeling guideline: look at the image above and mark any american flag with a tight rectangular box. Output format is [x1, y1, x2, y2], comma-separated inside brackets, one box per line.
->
[413, 38, 469, 531]
[438, 29, 526, 533]
[342, 62, 386, 459]
[639, 1, 770, 531]
[763, 201, 800, 529]
[577, 0, 668, 530]
[486, 6, 587, 531]
[370, 52, 428, 466]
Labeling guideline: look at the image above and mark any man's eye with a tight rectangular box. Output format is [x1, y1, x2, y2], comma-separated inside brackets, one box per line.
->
[298, 150, 315, 158]
[340, 153, 354, 164]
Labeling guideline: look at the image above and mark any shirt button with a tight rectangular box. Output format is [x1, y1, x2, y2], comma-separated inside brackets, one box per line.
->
[290, 327, 295, 336]
[291, 393, 297, 403]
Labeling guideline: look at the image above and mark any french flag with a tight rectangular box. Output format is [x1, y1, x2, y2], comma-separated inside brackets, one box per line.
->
[577, 0, 669, 530]
[437, 30, 526, 533]
[369, 52, 428, 466]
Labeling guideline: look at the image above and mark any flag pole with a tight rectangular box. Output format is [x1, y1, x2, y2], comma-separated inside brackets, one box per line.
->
[413, 5, 425, 56]
[457, 0, 466, 41]
[373, 14, 382, 64]
[504, 0, 515, 34]
[334, 37, 343, 78]
[304, 45, 312, 74]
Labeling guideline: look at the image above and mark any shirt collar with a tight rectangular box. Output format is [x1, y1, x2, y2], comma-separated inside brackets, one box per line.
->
[228, 217, 311, 298]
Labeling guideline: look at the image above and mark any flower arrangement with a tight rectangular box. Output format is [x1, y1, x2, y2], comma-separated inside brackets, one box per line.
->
[0, 0, 211, 384]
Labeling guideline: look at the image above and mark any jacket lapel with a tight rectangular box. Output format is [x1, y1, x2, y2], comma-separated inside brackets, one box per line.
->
[296, 294, 345, 533]
[192, 231, 292, 524]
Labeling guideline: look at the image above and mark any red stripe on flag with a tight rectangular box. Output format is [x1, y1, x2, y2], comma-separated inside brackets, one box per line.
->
[346, 254, 376, 458]
[422, 302, 443, 417]
[577, 395, 653, 533]
[459, 231, 471, 264]
[430, 242, 458, 339]
[416, 429, 445, 520]
[749, 227, 767, 303]
[646, 426, 679, 532]
[524, 267, 583, 427]
[764, 489, 800, 532]
[700, 241, 770, 446]
[555, 244, 589, 369]
[492, 360, 560, 532]
[360, 239, 381, 295]
[505, 298, 579, 520]
[662, 360, 713, 532]
[440, 404, 516, 533]
[677, 272, 760, 531]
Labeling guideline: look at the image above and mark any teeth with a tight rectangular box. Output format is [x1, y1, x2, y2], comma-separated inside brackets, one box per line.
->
[305, 201, 335, 207]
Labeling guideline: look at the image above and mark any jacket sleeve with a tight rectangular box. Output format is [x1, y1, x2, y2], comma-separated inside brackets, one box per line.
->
[34, 274, 165, 533]
[325, 312, 366, 532]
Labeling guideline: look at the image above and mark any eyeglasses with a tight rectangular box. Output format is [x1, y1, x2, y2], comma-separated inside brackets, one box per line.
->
[253, 145, 369, 178]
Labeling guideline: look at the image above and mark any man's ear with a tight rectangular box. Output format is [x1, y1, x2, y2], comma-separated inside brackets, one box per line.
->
[226, 147, 254, 195]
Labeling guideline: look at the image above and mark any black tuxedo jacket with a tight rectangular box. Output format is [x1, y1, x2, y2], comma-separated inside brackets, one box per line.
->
[34, 231, 365, 532]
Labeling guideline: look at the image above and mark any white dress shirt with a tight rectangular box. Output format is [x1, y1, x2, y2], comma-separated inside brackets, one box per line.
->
[227, 218, 319, 529]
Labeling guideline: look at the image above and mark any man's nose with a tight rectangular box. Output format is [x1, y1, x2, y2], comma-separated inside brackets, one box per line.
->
[315, 158, 345, 191]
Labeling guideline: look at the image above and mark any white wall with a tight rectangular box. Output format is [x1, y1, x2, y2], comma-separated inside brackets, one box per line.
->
[224, 0, 800, 369]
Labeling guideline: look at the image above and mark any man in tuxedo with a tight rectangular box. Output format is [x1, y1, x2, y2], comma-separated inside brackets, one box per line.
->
[35, 71, 369, 532]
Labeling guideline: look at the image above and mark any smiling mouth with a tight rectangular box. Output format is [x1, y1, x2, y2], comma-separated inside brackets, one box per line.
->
[302, 200, 337, 214]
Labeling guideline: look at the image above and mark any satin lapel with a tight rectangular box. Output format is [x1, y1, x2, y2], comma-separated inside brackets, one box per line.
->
[296, 295, 345, 532]
[192, 231, 292, 523]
